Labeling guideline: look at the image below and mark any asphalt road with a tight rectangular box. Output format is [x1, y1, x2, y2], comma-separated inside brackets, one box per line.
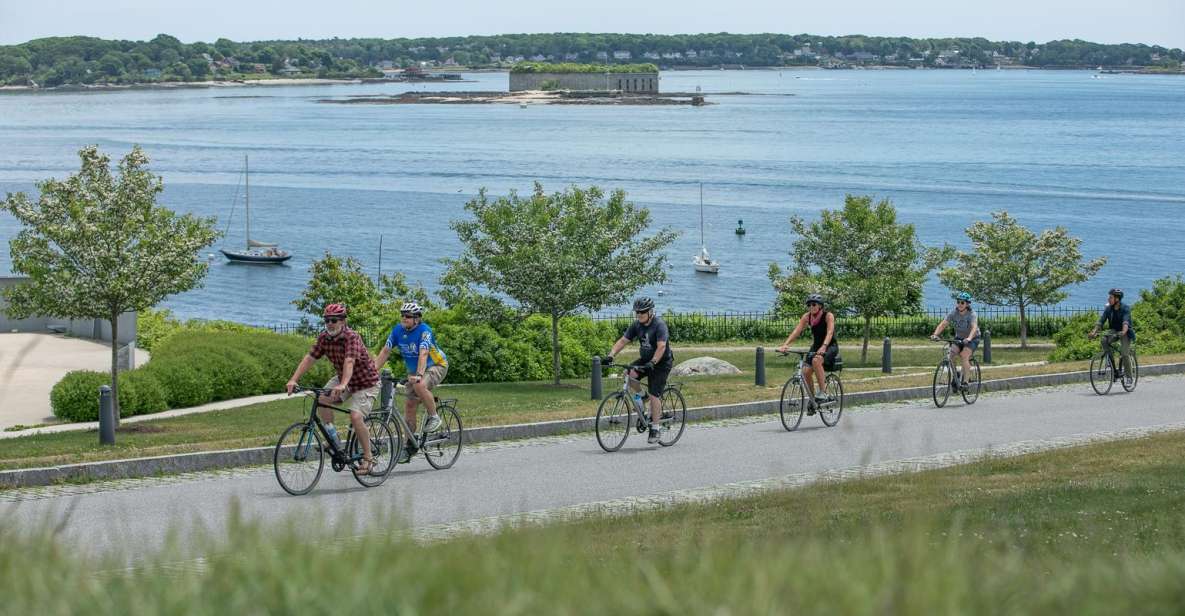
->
[4, 376, 1183, 561]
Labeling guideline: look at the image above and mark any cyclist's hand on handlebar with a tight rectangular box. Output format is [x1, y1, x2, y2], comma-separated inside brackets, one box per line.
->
[605, 355, 614, 365]
[777, 344, 788, 354]
[930, 334, 940, 342]
[285, 380, 298, 395]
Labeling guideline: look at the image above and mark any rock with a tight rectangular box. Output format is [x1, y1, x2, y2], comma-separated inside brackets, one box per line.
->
[672, 357, 742, 377]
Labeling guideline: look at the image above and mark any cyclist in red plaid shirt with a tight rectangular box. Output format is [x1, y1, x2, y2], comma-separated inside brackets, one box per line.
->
[286, 303, 380, 474]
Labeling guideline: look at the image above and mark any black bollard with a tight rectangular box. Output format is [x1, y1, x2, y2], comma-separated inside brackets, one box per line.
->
[380, 369, 394, 410]
[755, 347, 766, 386]
[99, 385, 115, 445]
[983, 330, 992, 364]
[591, 356, 603, 400]
[882, 337, 892, 373]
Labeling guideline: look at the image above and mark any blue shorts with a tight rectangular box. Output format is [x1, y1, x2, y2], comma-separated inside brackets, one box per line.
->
[954, 338, 979, 353]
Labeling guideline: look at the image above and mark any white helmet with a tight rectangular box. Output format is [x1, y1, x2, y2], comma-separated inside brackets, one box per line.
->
[400, 302, 423, 317]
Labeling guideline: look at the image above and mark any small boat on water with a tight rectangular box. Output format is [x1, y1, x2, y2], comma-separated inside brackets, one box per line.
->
[693, 183, 720, 274]
[220, 155, 292, 265]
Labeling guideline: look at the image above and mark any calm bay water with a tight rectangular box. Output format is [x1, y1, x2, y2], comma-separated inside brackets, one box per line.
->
[1, 69, 1182, 325]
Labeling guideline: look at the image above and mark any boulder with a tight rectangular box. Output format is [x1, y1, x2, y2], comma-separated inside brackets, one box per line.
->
[672, 356, 742, 377]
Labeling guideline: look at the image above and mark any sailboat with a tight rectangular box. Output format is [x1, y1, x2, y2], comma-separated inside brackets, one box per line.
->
[220, 155, 292, 264]
[693, 183, 720, 274]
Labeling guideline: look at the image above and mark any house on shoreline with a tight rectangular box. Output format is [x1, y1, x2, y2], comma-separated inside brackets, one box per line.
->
[509, 62, 660, 93]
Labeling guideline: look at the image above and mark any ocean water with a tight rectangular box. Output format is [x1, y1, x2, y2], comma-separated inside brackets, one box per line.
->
[0, 69, 1182, 325]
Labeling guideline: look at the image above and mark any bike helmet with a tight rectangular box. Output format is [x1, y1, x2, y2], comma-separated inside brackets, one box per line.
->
[323, 303, 348, 318]
[400, 302, 423, 317]
[956, 292, 972, 303]
[1108, 288, 1124, 300]
[805, 293, 825, 306]
[633, 297, 655, 313]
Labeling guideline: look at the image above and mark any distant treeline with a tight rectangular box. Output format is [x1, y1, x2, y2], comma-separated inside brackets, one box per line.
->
[1, 33, 1181, 87]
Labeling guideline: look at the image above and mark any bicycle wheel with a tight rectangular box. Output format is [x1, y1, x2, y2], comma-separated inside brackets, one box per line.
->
[961, 359, 982, 405]
[932, 361, 952, 408]
[1090, 353, 1113, 395]
[1122, 351, 1139, 392]
[423, 404, 463, 470]
[274, 422, 324, 496]
[779, 377, 807, 431]
[595, 392, 631, 452]
[658, 387, 687, 447]
[347, 416, 396, 487]
[818, 374, 844, 427]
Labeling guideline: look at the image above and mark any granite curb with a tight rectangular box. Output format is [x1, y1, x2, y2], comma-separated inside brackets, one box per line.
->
[3, 362, 1182, 488]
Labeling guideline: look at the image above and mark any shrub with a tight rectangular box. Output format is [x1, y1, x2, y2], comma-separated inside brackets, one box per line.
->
[118, 370, 168, 416]
[1050, 276, 1185, 361]
[50, 371, 110, 422]
[143, 357, 213, 408]
[1049, 313, 1099, 361]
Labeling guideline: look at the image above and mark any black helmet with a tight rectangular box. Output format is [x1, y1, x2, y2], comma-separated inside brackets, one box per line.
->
[1108, 288, 1124, 300]
[805, 293, 825, 307]
[633, 297, 655, 313]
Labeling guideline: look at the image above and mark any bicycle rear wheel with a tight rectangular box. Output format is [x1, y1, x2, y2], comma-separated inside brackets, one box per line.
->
[779, 377, 807, 431]
[348, 416, 396, 487]
[1090, 353, 1113, 395]
[595, 393, 631, 452]
[961, 359, 982, 405]
[932, 361, 952, 408]
[423, 404, 463, 470]
[274, 422, 324, 496]
[658, 387, 687, 447]
[1122, 351, 1139, 392]
[819, 374, 844, 427]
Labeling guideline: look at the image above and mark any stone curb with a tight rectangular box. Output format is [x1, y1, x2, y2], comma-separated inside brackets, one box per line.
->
[3, 362, 1182, 488]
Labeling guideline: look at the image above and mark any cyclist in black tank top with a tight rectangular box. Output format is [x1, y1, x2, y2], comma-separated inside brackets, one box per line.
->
[778, 294, 840, 403]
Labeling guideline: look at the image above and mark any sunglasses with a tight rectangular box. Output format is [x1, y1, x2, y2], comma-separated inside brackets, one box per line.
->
[957, 300, 969, 305]
[806, 302, 821, 307]
[324, 317, 344, 324]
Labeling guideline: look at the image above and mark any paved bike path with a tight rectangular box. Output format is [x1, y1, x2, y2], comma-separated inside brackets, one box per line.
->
[3, 376, 1183, 560]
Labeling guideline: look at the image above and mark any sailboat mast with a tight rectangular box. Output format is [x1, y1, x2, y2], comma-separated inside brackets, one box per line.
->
[244, 155, 251, 250]
[699, 182, 705, 248]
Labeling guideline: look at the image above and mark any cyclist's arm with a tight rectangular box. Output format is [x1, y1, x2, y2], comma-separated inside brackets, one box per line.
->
[781, 315, 807, 347]
[414, 346, 429, 380]
[821, 312, 836, 347]
[650, 340, 668, 366]
[373, 345, 391, 370]
[287, 354, 316, 392]
[931, 319, 949, 338]
[968, 316, 979, 341]
[608, 336, 630, 359]
[338, 357, 356, 391]
[1120, 306, 1131, 336]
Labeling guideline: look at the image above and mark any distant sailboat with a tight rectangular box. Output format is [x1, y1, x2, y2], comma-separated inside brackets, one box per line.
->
[693, 183, 720, 274]
[221, 155, 292, 264]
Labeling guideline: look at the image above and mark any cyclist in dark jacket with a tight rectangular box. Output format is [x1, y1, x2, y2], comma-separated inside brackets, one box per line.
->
[1090, 288, 1134, 374]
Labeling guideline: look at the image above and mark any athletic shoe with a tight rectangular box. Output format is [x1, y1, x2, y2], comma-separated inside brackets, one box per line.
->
[648, 427, 661, 444]
[397, 443, 418, 464]
[423, 414, 443, 433]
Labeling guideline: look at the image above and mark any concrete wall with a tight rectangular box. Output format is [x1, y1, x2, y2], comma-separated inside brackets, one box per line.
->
[509, 72, 659, 92]
[0, 276, 137, 345]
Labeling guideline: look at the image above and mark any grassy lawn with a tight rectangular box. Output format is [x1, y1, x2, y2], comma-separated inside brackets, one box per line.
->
[7, 428, 1185, 613]
[1, 349, 1180, 472]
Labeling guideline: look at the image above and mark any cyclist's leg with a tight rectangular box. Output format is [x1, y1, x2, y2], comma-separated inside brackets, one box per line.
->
[959, 341, 975, 381]
[646, 364, 670, 423]
[411, 365, 444, 420]
[1101, 332, 1117, 367]
[345, 385, 378, 465]
[811, 353, 827, 393]
[801, 359, 816, 397]
[403, 391, 420, 438]
[1119, 334, 1132, 374]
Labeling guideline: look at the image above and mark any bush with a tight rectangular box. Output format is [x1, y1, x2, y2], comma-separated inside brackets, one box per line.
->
[136, 308, 268, 353]
[118, 370, 168, 416]
[50, 371, 110, 422]
[1050, 276, 1185, 362]
[1049, 313, 1099, 361]
[144, 357, 213, 408]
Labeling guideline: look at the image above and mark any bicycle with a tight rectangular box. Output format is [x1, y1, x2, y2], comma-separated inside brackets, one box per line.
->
[932, 338, 981, 407]
[374, 378, 464, 469]
[1089, 334, 1139, 395]
[273, 385, 397, 496]
[776, 349, 844, 431]
[594, 360, 687, 452]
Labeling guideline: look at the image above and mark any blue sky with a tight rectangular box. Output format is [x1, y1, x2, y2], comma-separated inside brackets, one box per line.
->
[2, 0, 1182, 48]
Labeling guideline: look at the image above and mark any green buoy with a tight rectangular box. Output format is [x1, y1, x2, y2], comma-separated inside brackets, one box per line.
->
[735, 219, 746, 235]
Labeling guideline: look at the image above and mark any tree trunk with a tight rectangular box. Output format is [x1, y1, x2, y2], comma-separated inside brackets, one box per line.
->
[861, 317, 871, 363]
[110, 313, 121, 426]
[551, 310, 562, 386]
[1018, 303, 1028, 349]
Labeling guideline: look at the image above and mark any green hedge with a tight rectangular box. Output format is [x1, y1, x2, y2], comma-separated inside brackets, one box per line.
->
[49, 370, 169, 422]
[1051, 277, 1185, 362]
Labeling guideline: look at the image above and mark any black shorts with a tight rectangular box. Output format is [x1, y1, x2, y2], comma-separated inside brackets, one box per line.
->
[631, 361, 672, 397]
[954, 338, 980, 353]
[807, 344, 840, 371]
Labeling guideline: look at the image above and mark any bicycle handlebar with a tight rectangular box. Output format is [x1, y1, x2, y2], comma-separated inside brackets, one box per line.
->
[776, 349, 809, 357]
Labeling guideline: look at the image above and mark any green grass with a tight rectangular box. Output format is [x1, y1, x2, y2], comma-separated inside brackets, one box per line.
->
[7, 430, 1185, 613]
[2, 348, 1180, 472]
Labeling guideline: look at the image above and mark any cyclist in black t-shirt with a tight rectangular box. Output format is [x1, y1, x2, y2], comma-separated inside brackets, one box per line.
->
[607, 297, 674, 444]
[778, 294, 840, 406]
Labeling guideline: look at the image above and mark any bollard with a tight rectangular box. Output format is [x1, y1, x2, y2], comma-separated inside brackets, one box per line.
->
[590, 356, 602, 400]
[99, 385, 115, 445]
[755, 347, 766, 386]
[882, 337, 892, 373]
[380, 369, 394, 410]
[983, 329, 992, 364]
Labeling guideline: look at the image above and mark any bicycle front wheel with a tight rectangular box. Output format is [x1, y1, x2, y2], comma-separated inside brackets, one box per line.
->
[348, 416, 396, 487]
[274, 422, 324, 496]
[961, 359, 982, 405]
[933, 361, 952, 408]
[595, 393, 631, 452]
[819, 374, 844, 427]
[1122, 351, 1139, 392]
[1090, 353, 1113, 395]
[658, 387, 687, 447]
[424, 404, 463, 470]
[779, 377, 807, 431]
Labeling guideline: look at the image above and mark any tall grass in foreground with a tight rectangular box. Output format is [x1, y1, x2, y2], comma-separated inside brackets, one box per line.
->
[3, 509, 1184, 615]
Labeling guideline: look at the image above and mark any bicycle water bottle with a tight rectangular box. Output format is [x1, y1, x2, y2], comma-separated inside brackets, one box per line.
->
[632, 392, 644, 413]
[325, 424, 342, 451]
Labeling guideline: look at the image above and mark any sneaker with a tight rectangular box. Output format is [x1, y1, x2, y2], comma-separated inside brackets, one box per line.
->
[423, 414, 443, 433]
[648, 427, 661, 444]
[397, 443, 418, 464]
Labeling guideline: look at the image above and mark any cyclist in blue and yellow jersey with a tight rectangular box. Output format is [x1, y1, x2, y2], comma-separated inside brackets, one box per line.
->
[931, 292, 980, 390]
[1089, 288, 1135, 375]
[373, 302, 448, 462]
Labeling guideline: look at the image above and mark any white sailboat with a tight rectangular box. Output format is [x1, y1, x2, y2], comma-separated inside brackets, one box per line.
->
[693, 183, 720, 274]
[220, 155, 292, 264]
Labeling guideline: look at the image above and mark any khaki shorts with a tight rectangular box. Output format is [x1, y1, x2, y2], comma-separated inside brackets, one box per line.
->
[324, 377, 379, 415]
[409, 364, 448, 401]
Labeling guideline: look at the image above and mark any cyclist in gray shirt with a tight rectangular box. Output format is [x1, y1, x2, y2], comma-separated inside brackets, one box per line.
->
[930, 292, 980, 388]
